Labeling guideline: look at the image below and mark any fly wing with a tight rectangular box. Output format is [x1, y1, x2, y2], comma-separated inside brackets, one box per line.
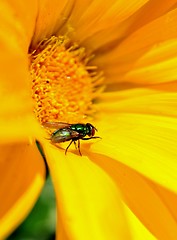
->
[43, 121, 71, 129]
[51, 128, 79, 143]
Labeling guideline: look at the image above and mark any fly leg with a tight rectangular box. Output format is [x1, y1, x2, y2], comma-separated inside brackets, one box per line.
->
[82, 136, 101, 140]
[77, 139, 82, 156]
[73, 140, 82, 156]
[65, 140, 73, 155]
[73, 141, 77, 150]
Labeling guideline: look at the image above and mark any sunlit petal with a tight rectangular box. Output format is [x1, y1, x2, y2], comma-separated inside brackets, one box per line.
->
[91, 111, 177, 193]
[43, 142, 131, 240]
[5, 0, 38, 44]
[31, 0, 74, 45]
[88, 153, 177, 239]
[148, 179, 177, 223]
[124, 205, 156, 240]
[95, 7, 177, 84]
[63, 0, 149, 47]
[98, 88, 177, 117]
[127, 0, 177, 33]
[0, 1, 42, 141]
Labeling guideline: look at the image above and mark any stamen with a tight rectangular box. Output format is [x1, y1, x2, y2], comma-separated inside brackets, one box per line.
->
[29, 36, 104, 124]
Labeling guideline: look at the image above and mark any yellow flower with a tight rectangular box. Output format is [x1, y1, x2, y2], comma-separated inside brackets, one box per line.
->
[1, 0, 177, 239]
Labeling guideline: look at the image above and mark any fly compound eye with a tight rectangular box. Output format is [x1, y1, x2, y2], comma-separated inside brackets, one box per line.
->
[86, 123, 96, 136]
[91, 126, 95, 136]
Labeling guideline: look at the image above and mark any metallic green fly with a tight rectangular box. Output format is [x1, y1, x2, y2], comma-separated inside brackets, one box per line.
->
[43, 122, 100, 155]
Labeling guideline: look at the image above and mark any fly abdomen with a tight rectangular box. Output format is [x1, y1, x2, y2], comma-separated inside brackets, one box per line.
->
[51, 128, 73, 143]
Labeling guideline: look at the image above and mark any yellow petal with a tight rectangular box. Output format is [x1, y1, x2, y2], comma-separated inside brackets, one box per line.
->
[4, 1, 38, 44]
[64, 0, 148, 47]
[43, 141, 131, 240]
[0, 11, 29, 91]
[31, 0, 73, 45]
[0, 141, 46, 239]
[127, 0, 177, 33]
[88, 153, 177, 239]
[120, 167, 177, 239]
[124, 205, 156, 240]
[0, 1, 42, 141]
[91, 112, 177, 193]
[0, 118, 44, 145]
[98, 88, 177, 117]
[123, 41, 177, 84]
[148, 179, 177, 224]
[95, 7, 177, 84]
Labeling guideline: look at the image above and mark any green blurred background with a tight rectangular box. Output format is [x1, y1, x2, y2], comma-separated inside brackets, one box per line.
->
[7, 176, 56, 240]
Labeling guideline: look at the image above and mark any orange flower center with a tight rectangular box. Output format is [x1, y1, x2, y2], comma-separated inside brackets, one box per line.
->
[29, 36, 103, 125]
